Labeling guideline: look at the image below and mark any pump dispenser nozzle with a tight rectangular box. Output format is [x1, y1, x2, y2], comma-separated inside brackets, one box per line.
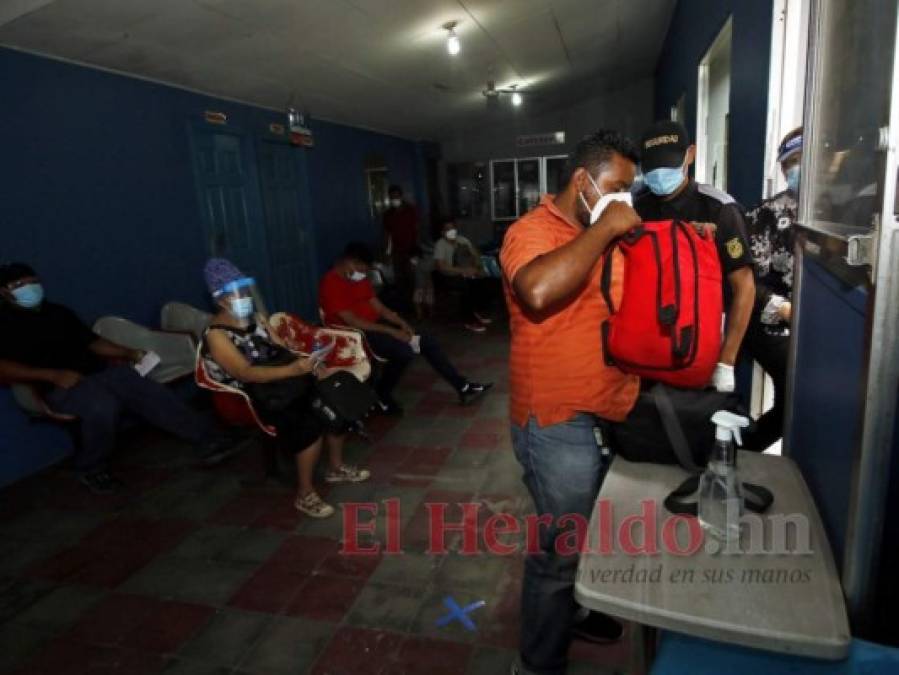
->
[711, 410, 750, 446]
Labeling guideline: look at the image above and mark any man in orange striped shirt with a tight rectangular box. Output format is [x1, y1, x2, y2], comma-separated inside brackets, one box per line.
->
[500, 131, 641, 675]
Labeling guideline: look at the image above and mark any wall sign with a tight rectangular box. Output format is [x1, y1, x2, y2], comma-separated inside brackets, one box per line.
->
[269, 122, 286, 136]
[204, 110, 227, 125]
[287, 108, 314, 148]
[516, 131, 565, 148]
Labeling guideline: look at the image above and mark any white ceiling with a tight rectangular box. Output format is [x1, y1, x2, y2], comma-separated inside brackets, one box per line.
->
[0, 0, 676, 140]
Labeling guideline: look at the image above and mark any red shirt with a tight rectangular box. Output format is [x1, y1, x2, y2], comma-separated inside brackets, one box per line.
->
[383, 204, 419, 259]
[319, 269, 380, 326]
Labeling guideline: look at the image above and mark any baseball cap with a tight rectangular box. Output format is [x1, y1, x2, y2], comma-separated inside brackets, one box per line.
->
[640, 121, 691, 172]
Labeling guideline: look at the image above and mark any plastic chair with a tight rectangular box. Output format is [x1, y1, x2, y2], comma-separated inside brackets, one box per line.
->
[92, 316, 195, 384]
[269, 312, 373, 381]
[9, 383, 76, 422]
[193, 347, 276, 437]
[160, 302, 211, 345]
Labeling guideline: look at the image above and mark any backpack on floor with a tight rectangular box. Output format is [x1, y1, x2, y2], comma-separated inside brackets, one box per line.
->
[601, 219, 723, 389]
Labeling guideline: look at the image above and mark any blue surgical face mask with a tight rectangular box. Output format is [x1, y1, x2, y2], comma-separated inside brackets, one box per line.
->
[11, 282, 44, 309]
[785, 165, 800, 194]
[644, 163, 687, 196]
[229, 296, 254, 319]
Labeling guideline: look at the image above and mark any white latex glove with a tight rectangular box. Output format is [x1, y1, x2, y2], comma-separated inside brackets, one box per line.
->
[711, 362, 735, 392]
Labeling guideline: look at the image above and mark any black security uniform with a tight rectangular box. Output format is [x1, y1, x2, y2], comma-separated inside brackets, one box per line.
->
[634, 180, 754, 292]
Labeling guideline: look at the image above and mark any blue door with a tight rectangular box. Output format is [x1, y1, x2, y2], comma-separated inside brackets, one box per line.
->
[257, 141, 318, 318]
[189, 129, 271, 297]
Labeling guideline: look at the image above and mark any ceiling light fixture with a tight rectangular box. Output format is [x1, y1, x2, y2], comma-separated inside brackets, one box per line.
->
[444, 21, 460, 56]
[511, 87, 523, 107]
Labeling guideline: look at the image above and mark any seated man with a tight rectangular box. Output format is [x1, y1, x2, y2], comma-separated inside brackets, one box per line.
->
[319, 243, 491, 415]
[0, 263, 234, 494]
[432, 219, 496, 333]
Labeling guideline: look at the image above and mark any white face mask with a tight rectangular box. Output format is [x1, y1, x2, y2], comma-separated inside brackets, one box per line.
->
[389, 198, 402, 208]
[445, 228, 458, 241]
[579, 172, 633, 225]
[229, 296, 254, 319]
[349, 270, 368, 282]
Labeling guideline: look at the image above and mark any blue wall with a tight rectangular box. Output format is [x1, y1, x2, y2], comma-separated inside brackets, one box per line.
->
[0, 47, 428, 486]
[653, 0, 773, 208]
[307, 121, 429, 272]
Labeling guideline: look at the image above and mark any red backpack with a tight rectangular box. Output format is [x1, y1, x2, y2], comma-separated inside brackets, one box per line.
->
[600, 219, 722, 388]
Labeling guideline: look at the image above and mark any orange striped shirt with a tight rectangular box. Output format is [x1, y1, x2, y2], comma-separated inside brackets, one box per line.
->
[500, 195, 639, 427]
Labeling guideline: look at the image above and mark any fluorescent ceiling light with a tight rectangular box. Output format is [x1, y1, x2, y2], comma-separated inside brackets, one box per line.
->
[447, 28, 460, 55]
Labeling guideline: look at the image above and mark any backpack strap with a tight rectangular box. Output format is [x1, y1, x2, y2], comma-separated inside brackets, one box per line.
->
[600, 225, 646, 314]
[664, 476, 774, 516]
[657, 225, 679, 326]
[664, 475, 701, 515]
[651, 384, 701, 473]
[599, 246, 617, 314]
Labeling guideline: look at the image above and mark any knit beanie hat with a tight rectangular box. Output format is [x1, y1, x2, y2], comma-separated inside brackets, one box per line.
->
[204, 258, 245, 296]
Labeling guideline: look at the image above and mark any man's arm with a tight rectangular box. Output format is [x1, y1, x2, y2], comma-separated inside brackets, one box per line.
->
[369, 297, 411, 331]
[336, 309, 408, 340]
[511, 202, 639, 313]
[0, 359, 80, 389]
[720, 266, 755, 365]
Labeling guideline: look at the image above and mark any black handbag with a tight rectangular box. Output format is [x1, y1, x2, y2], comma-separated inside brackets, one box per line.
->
[608, 382, 773, 515]
[309, 371, 379, 433]
[244, 347, 312, 413]
[609, 383, 741, 470]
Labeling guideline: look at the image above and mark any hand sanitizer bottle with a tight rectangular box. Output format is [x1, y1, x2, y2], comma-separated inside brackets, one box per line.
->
[698, 411, 751, 543]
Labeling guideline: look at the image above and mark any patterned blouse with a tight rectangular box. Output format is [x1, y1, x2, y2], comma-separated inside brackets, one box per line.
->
[746, 189, 797, 337]
[201, 322, 283, 390]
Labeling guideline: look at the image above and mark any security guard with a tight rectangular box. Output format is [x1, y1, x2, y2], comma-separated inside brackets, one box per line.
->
[634, 120, 755, 392]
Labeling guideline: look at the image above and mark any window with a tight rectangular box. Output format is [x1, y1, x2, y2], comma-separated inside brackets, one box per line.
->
[365, 155, 389, 223]
[801, 0, 896, 232]
[762, 0, 810, 197]
[447, 162, 489, 221]
[489, 155, 569, 221]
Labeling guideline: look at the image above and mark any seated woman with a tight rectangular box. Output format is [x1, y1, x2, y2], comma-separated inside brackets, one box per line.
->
[201, 258, 369, 518]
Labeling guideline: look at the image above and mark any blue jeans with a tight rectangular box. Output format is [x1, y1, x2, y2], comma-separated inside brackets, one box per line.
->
[364, 330, 466, 400]
[511, 413, 610, 675]
[46, 365, 212, 474]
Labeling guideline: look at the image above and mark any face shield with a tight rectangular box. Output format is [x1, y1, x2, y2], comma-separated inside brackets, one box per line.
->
[214, 277, 268, 324]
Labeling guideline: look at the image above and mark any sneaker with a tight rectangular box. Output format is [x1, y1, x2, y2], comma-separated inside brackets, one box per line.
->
[464, 322, 487, 333]
[373, 398, 404, 417]
[325, 464, 371, 484]
[473, 312, 493, 325]
[294, 491, 335, 518]
[79, 470, 124, 496]
[458, 381, 493, 406]
[570, 609, 624, 644]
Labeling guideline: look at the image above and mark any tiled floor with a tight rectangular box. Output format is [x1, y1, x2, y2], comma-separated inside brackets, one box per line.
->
[0, 325, 629, 674]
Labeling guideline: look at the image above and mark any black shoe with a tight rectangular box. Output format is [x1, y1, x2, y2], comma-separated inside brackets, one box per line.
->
[373, 398, 404, 417]
[458, 381, 493, 406]
[198, 433, 250, 467]
[78, 470, 124, 496]
[570, 610, 624, 644]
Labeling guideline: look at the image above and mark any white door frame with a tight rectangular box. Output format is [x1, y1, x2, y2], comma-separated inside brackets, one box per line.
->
[696, 17, 733, 187]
